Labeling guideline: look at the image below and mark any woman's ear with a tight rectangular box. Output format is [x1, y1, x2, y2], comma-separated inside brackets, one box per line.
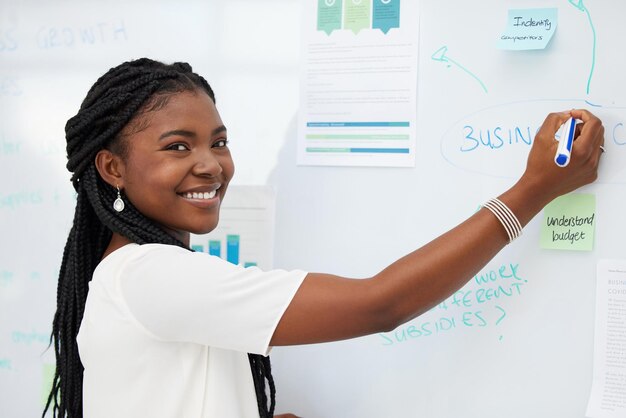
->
[95, 149, 125, 188]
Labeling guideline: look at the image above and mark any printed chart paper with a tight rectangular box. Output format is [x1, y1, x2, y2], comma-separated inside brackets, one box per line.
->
[298, 0, 419, 167]
[586, 260, 626, 418]
[189, 185, 276, 270]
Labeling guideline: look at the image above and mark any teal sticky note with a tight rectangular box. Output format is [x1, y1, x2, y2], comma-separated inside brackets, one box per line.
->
[497, 8, 558, 50]
[540, 193, 596, 251]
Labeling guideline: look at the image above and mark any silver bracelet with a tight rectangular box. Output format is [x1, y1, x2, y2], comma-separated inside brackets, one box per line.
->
[482, 198, 522, 243]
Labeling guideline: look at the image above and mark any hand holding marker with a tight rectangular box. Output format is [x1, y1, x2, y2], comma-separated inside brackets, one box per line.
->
[554, 116, 578, 167]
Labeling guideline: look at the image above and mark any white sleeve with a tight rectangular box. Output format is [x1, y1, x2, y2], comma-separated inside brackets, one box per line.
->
[118, 244, 306, 355]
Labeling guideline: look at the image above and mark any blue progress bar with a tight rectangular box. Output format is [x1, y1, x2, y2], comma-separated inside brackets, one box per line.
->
[306, 147, 409, 154]
[307, 122, 410, 127]
[351, 148, 409, 154]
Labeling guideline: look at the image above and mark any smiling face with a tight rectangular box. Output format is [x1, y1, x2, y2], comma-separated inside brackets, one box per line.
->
[108, 89, 234, 245]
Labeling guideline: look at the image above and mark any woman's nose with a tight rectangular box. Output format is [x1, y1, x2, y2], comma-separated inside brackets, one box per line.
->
[192, 148, 223, 177]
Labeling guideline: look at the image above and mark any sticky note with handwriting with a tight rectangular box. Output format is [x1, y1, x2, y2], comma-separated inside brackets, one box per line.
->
[540, 193, 596, 251]
[497, 8, 558, 50]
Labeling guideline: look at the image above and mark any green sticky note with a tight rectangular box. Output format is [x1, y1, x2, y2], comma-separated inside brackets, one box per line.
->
[41, 363, 56, 406]
[540, 193, 596, 251]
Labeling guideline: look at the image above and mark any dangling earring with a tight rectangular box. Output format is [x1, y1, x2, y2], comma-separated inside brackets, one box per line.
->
[113, 185, 125, 212]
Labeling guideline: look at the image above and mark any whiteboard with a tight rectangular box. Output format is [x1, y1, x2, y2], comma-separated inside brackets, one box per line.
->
[1, 1, 625, 417]
[268, 1, 626, 417]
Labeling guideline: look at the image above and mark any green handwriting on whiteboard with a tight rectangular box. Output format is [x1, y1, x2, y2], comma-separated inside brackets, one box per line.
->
[431, 45, 488, 93]
[378, 262, 525, 346]
[378, 304, 508, 346]
[568, 0, 596, 95]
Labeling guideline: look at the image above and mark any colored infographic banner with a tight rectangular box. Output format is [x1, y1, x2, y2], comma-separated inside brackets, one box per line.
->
[373, 0, 400, 34]
[318, 0, 400, 35]
[317, 0, 342, 35]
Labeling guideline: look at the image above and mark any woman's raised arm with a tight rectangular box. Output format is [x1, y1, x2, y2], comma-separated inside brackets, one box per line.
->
[271, 109, 604, 346]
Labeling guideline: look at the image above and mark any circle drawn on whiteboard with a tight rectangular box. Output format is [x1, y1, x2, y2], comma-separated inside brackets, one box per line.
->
[325, 0, 335, 6]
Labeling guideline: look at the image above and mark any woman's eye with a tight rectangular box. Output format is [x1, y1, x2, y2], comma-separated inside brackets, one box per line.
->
[167, 143, 189, 151]
[213, 139, 229, 148]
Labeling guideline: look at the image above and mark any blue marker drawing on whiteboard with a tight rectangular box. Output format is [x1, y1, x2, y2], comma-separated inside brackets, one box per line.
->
[554, 117, 577, 167]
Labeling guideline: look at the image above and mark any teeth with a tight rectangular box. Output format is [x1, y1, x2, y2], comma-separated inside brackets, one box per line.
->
[183, 190, 217, 200]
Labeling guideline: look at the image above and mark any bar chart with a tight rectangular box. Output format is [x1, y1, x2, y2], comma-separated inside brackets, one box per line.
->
[189, 186, 275, 270]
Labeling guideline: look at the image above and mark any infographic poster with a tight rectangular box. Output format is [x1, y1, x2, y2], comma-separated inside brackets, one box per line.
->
[298, 0, 419, 167]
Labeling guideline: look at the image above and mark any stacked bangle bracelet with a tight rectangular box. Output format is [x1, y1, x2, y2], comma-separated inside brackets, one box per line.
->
[482, 198, 523, 243]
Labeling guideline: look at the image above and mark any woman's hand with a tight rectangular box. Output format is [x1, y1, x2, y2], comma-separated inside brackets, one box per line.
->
[518, 109, 605, 207]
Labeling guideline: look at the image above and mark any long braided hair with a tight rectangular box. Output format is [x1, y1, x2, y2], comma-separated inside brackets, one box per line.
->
[44, 58, 276, 417]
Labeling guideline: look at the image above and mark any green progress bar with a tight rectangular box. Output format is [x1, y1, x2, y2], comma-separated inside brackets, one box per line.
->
[306, 134, 409, 140]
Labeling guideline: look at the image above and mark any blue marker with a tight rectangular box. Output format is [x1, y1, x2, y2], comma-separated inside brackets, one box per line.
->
[555, 117, 577, 167]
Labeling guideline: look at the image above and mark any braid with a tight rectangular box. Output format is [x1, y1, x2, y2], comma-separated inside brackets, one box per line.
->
[45, 187, 110, 417]
[249, 354, 277, 417]
[45, 58, 276, 418]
